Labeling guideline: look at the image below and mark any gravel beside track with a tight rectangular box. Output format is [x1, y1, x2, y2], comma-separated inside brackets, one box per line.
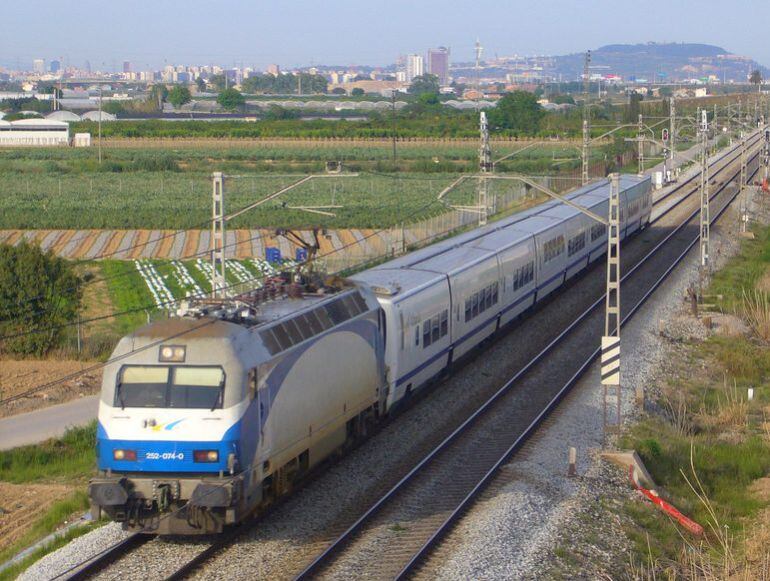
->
[21, 139, 759, 581]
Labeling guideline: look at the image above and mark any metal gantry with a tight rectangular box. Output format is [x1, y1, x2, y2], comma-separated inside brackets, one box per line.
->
[210, 172, 227, 298]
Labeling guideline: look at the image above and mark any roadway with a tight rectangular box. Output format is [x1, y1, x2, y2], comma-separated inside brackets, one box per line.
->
[0, 395, 99, 451]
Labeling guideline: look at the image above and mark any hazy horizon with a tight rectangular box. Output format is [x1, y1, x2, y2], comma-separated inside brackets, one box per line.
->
[2, 0, 769, 71]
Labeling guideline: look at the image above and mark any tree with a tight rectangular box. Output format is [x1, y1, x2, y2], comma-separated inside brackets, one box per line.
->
[262, 105, 300, 120]
[195, 77, 206, 92]
[486, 91, 545, 135]
[168, 86, 192, 109]
[217, 88, 245, 111]
[209, 74, 227, 92]
[148, 84, 168, 110]
[351, 87, 365, 96]
[750, 70, 763, 92]
[0, 242, 81, 356]
[331, 87, 346, 95]
[625, 91, 643, 123]
[102, 101, 125, 115]
[551, 94, 575, 105]
[408, 74, 441, 95]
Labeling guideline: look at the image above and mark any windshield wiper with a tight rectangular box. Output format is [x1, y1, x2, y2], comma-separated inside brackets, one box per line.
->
[116, 382, 126, 410]
[210, 385, 223, 412]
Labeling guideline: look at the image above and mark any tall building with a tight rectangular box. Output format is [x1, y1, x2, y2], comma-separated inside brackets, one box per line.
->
[123, 61, 132, 73]
[427, 47, 450, 85]
[405, 54, 424, 83]
[49, 60, 61, 74]
[33, 59, 45, 74]
[267, 64, 281, 76]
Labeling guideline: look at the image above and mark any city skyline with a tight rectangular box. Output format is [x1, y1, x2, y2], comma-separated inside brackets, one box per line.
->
[2, 0, 770, 70]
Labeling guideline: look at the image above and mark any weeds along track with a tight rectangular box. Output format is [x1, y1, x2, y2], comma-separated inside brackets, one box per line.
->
[57, 136, 761, 581]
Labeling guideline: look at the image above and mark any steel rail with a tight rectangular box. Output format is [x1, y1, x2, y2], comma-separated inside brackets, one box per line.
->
[59, 139, 760, 581]
[292, 145, 760, 581]
[394, 159, 760, 580]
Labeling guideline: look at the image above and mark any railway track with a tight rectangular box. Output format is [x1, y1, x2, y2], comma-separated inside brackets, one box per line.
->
[57, 133, 762, 581]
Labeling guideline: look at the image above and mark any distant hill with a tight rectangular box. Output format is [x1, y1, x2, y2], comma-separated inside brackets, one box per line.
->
[555, 42, 768, 82]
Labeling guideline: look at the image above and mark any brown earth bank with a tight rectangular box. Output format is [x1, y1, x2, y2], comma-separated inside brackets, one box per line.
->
[0, 360, 100, 418]
[0, 482, 75, 556]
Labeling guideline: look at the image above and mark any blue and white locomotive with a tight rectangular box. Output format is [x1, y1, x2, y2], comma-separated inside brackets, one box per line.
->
[90, 175, 651, 534]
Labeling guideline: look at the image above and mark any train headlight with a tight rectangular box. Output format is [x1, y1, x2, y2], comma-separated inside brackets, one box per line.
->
[159, 345, 186, 362]
[113, 449, 137, 461]
[193, 450, 219, 463]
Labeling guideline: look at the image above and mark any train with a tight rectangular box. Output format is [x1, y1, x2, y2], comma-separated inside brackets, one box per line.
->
[89, 174, 651, 534]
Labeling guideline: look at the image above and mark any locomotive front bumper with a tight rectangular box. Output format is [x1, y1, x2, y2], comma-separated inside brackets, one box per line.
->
[89, 473, 243, 534]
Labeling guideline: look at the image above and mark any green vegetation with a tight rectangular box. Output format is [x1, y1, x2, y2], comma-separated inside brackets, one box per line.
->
[408, 74, 440, 96]
[487, 91, 546, 135]
[167, 86, 192, 109]
[217, 88, 246, 111]
[242, 72, 328, 95]
[620, 223, 770, 575]
[0, 157, 587, 230]
[0, 422, 95, 483]
[0, 424, 100, 580]
[0, 243, 81, 356]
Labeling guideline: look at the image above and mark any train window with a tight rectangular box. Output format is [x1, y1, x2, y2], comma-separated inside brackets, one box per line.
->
[440, 310, 448, 336]
[115, 365, 224, 409]
[591, 224, 606, 242]
[170, 367, 224, 409]
[465, 298, 472, 322]
[116, 366, 169, 408]
[472, 294, 479, 318]
[492, 281, 499, 304]
[423, 320, 432, 347]
[351, 292, 368, 313]
[486, 286, 493, 309]
[543, 235, 564, 263]
[415, 326, 420, 346]
[513, 269, 520, 291]
[568, 232, 586, 257]
[432, 315, 440, 343]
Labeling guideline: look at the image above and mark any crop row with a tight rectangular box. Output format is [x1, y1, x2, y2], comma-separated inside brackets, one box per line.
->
[0, 172, 538, 230]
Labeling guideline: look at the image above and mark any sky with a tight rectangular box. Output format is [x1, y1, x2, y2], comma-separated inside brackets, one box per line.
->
[2, 0, 770, 71]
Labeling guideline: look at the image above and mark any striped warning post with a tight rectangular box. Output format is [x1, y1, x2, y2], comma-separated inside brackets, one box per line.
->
[601, 336, 620, 385]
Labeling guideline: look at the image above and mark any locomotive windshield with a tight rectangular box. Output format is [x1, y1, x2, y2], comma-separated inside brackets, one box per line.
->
[115, 366, 225, 409]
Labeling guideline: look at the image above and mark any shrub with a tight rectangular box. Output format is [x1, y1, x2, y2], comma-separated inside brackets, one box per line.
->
[0, 242, 82, 356]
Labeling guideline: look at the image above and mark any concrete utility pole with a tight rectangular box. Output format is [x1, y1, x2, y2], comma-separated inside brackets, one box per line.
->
[668, 97, 676, 181]
[478, 111, 492, 226]
[581, 50, 592, 185]
[211, 172, 227, 298]
[637, 114, 644, 174]
[698, 108, 710, 270]
[602, 173, 622, 433]
[740, 131, 747, 192]
[474, 40, 483, 111]
[98, 86, 103, 165]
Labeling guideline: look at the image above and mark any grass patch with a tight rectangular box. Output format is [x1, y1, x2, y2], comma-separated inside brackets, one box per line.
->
[710, 224, 770, 312]
[621, 419, 770, 562]
[0, 422, 96, 484]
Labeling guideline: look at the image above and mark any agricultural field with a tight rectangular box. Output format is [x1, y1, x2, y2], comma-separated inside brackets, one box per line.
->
[0, 170, 560, 231]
